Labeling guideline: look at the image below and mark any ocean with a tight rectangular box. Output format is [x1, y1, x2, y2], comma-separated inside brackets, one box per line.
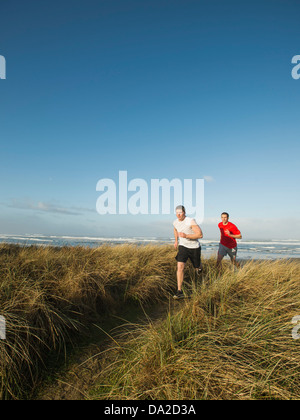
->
[0, 234, 299, 260]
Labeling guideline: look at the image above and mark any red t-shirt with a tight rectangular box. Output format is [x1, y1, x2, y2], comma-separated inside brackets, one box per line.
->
[218, 222, 241, 249]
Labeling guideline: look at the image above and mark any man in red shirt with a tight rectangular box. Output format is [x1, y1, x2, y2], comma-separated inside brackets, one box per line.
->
[217, 212, 242, 268]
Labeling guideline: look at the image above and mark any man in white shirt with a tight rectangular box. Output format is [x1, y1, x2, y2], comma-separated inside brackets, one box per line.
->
[173, 205, 203, 299]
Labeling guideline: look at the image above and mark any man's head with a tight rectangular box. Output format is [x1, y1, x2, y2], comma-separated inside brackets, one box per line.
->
[221, 212, 229, 224]
[176, 205, 186, 221]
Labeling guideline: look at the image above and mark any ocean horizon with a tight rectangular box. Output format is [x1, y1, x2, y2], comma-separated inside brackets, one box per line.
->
[0, 234, 299, 260]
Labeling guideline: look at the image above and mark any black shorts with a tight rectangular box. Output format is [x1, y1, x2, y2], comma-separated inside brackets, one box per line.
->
[175, 245, 201, 268]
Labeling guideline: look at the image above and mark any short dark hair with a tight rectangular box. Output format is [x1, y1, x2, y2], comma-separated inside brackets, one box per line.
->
[221, 212, 229, 218]
[176, 205, 186, 213]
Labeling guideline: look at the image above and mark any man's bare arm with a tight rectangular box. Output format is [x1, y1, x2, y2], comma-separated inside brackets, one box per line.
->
[174, 228, 179, 248]
[225, 229, 242, 239]
[178, 224, 203, 240]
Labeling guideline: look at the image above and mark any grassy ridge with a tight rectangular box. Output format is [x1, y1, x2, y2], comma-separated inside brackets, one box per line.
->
[91, 259, 300, 400]
[0, 243, 175, 399]
[1, 243, 300, 400]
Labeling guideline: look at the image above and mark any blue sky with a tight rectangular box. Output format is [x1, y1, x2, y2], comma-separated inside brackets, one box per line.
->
[0, 0, 299, 239]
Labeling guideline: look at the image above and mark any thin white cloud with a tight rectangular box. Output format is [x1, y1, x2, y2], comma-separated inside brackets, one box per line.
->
[203, 175, 214, 182]
[2, 199, 94, 216]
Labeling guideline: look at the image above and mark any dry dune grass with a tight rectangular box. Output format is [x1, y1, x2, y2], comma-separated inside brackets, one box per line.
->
[1, 243, 300, 400]
[0, 243, 175, 399]
[92, 258, 300, 400]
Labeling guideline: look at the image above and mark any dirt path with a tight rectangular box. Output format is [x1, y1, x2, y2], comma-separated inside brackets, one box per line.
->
[35, 301, 173, 400]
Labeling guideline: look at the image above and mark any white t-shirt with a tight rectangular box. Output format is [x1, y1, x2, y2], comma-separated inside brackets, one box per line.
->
[173, 217, 200, 249]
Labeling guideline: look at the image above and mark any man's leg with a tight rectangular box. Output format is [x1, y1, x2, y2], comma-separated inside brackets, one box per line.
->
[230, 256, 240, 268]
[177, 262, 185, 291]
[229, 248, 240, 268]
[217, 244, 226, 269]
[216, 253, 224, 269]
[191, 247, 202, 275]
